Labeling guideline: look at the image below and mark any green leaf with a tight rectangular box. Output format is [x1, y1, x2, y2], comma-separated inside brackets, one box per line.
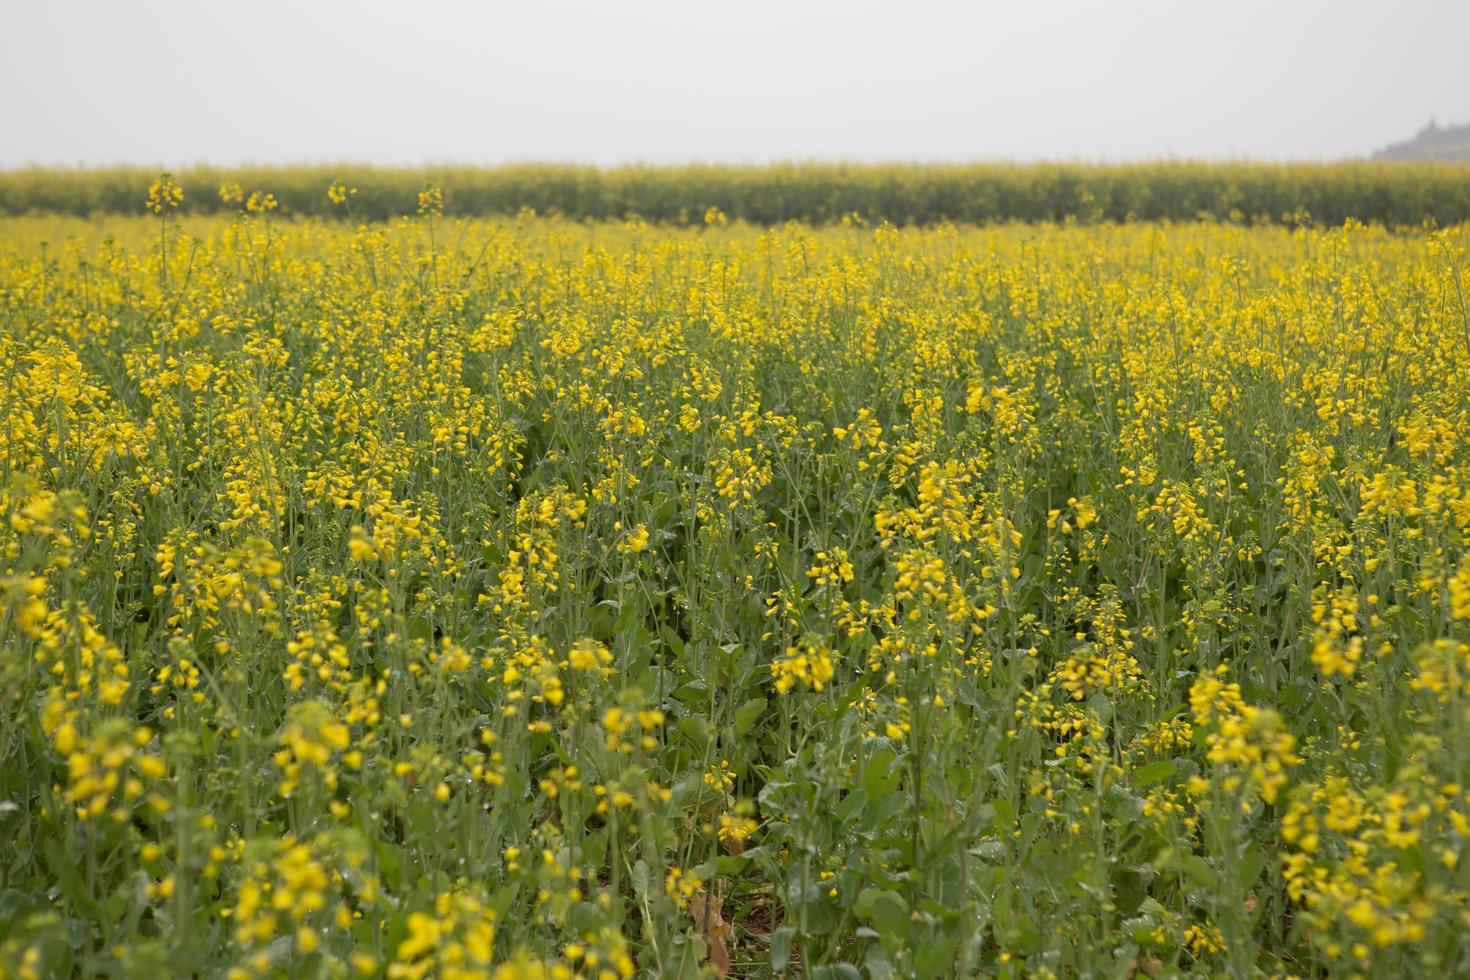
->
[913, 931, 961, 980]
[855, 887, 909, 940]
[864, 748, 898, 797]
[734, 697, 767, 736]
[864, 945, 898, 980]
[677, 715, 709, 748]
[44, 840, 97, 919]
[1179, 854, 1219, 889]
[835, 788, 868, 826]
[1132, 761, 1178, 787]
[1239, 846, 1268, 893]
[770, 926, 796, 971]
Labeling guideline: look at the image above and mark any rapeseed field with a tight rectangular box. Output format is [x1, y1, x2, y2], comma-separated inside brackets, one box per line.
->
[2, 181, 1469, 977]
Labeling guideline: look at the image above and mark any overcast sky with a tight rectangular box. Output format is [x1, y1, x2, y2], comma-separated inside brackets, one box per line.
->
[2, 0, 1467, 168]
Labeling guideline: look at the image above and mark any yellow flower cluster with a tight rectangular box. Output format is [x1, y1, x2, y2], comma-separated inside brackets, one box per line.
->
[1189, 669, 1299, 805]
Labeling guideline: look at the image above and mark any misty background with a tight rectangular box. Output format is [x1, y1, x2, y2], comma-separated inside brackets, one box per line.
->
[2, 0, 1467, 168]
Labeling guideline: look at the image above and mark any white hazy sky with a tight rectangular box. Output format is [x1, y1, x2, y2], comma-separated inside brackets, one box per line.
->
[2, 0, 1467, 168]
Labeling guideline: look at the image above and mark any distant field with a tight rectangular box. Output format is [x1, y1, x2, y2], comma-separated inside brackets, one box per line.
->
[4, 199, 1470, 977]
[3, 160, 1470, 226]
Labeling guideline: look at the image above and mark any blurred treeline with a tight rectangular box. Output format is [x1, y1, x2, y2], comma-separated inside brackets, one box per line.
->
[3, 161, 1468, 225]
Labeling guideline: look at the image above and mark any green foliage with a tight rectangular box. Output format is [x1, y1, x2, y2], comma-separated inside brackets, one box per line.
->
[2, 212, 1469, 977]
[2, 159, 1470, 225]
